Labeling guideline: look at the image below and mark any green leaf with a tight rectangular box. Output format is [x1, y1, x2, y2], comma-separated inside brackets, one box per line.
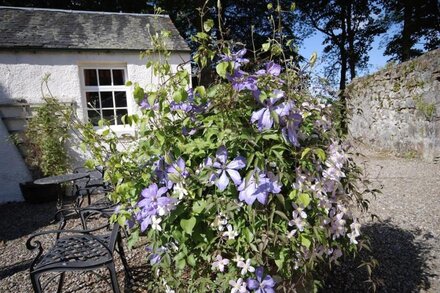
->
[274, 210, 289, 221]
[174, 251, 186, 261]
[275, 194, 285, 206]
[290, 2, 296, 11]
[262, 42, 271, 52]
[298, 193, 311, 207]
[216, 62, 230, 78]
[300, 234, 311, 248]
[173, 88, 188, 103]
[314, 148, 326, 161]
[275, 258, 284, 270]
[176, 258, 186, 270]
[267, 3, 273, 10]
[196, 32, 209, 40]
[301, 147, 311, 159]
[203, 19, 214, 32]
[117, 215, 126, 226]
[127, 229, 139, 250]
[187, 254, 196, 267]
[195, 86, 206, 97]
[309, 52, 318, 67]
[133, 84, 145, 103]
[147, 94, 156, 109]
[243, 227, 254, 242]
[180, 217, 197, 235]
[192, 200, 206, 214]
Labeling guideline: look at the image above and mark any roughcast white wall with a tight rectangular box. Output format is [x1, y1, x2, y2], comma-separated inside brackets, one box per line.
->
[0, 49, 190, 203]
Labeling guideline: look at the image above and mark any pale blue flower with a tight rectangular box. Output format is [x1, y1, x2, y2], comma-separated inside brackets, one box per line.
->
[208, 146, 246, 191]
[281, 112, 302, 146]
[238, 169, 282, 205]
[251, 91, 293, 131]
[247, 267, 276, 293]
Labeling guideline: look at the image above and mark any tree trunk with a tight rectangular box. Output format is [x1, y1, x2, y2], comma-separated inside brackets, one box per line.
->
[346, 1, 356, 80]
[402, 0, 413, 61]
[339, 6, 347, 90]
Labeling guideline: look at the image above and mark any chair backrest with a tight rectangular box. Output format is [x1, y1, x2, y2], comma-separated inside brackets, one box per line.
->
[82, 209, 120, 253]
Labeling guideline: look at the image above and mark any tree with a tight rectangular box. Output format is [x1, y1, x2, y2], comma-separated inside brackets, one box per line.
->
[0, 0, 151, 12]
[152, 0, 306, 55]
[297, 0, 385, 90]
[382, 0, 440, 62]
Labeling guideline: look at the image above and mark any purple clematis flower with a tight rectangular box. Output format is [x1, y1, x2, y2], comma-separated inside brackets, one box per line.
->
[238, 169, 282, 205]
[247, 267, 276, 293]
[154, 157, 173, 189]
[255, 61, 282, 77]
[281, 112, 302, 147]
[228, 69, 258, 92]
[251, 90, 293, 131]
[167, 157, 190, 181]
[207, 146, 246, 191]
[145, 246, 167, 265]
[140, 97, 158, 110]
[220, 48, 249, 69]
[138, 183, 168, 210]
[137, 183, 178, 231]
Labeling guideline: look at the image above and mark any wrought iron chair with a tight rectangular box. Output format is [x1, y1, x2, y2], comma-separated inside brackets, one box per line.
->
[26, 210, 127, 293]
[72, 166, 113, 207]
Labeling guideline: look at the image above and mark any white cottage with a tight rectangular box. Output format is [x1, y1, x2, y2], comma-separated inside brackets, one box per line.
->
[0, 6, 191, 203]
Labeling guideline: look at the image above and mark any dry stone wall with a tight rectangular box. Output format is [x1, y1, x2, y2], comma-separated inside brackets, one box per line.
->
[347, 49, 440, 161]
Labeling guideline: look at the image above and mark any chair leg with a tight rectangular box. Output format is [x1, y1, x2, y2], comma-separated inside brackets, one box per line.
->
[106, 263, 121, 293]
[116, 233, 131, 278]
[57, 272, 65, 293]
[30, 272, 42, 293]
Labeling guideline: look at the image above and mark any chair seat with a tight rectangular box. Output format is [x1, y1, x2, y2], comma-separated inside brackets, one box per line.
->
[34, 234, 112, 272]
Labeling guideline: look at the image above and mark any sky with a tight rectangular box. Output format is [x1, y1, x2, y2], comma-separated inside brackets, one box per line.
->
[299, 31, 390, 78]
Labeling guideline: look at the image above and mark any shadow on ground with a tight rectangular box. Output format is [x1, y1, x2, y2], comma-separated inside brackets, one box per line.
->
[321, 221, 433, 292]
[0, 201, 57, 241]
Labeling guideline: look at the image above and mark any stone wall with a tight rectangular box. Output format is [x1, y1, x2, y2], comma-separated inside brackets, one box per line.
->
[347, 49, 440, 161]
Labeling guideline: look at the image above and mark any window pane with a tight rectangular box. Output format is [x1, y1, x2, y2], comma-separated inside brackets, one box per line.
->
[88, 110, 101, 126]
[86, 92, 100, 109]
[101, 92, 114, 108]
[102, 110, 115, 124]
[114, 91, 127, 107]
[98, 69, 111, 85]
[116, 109, 128, 125]
[84, 69, 97, 86]
[112, 69, 125, 85]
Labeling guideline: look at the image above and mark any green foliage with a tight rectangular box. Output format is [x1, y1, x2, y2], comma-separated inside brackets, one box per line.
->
[14, 95, 73, 178]
[75, 10, 373, 293]
[413, 95, 436, 121]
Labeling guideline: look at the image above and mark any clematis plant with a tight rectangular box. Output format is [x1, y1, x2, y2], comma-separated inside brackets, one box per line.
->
[77, 7, 376, 293]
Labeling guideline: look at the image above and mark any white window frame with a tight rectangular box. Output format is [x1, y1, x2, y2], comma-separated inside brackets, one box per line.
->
[80, 65, 133, 133]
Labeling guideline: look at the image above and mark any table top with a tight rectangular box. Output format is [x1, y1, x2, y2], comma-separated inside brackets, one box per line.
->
[34, 173, 90, 185]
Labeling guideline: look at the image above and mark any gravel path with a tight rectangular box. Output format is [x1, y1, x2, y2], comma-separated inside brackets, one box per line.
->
[323, 148, 440, 292]
[1, 150, 439, 292]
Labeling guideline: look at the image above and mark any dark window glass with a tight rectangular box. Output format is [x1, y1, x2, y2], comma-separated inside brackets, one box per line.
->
[102, 110, 115, 124]
[86, 92, 100, 109]
[84, 69, 98, 86]
[112, 69, 125, 85]
[101, 92, 114, 108]
[116, 109, 128, 125]
[88, 110, 101, 126]
[114, 91, 127, 107]
[98, 69, 112, 85]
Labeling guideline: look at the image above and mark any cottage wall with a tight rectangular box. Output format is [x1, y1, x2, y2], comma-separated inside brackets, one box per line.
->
[0, 50, 190, 202]
[0, 50, 190, 118]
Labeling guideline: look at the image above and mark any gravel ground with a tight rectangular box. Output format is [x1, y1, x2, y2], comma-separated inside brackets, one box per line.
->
[323, 147, 440, 293]
[1, 149, 439, 292]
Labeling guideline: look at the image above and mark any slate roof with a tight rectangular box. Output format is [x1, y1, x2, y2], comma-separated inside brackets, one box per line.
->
[0, 7, 190, 52]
